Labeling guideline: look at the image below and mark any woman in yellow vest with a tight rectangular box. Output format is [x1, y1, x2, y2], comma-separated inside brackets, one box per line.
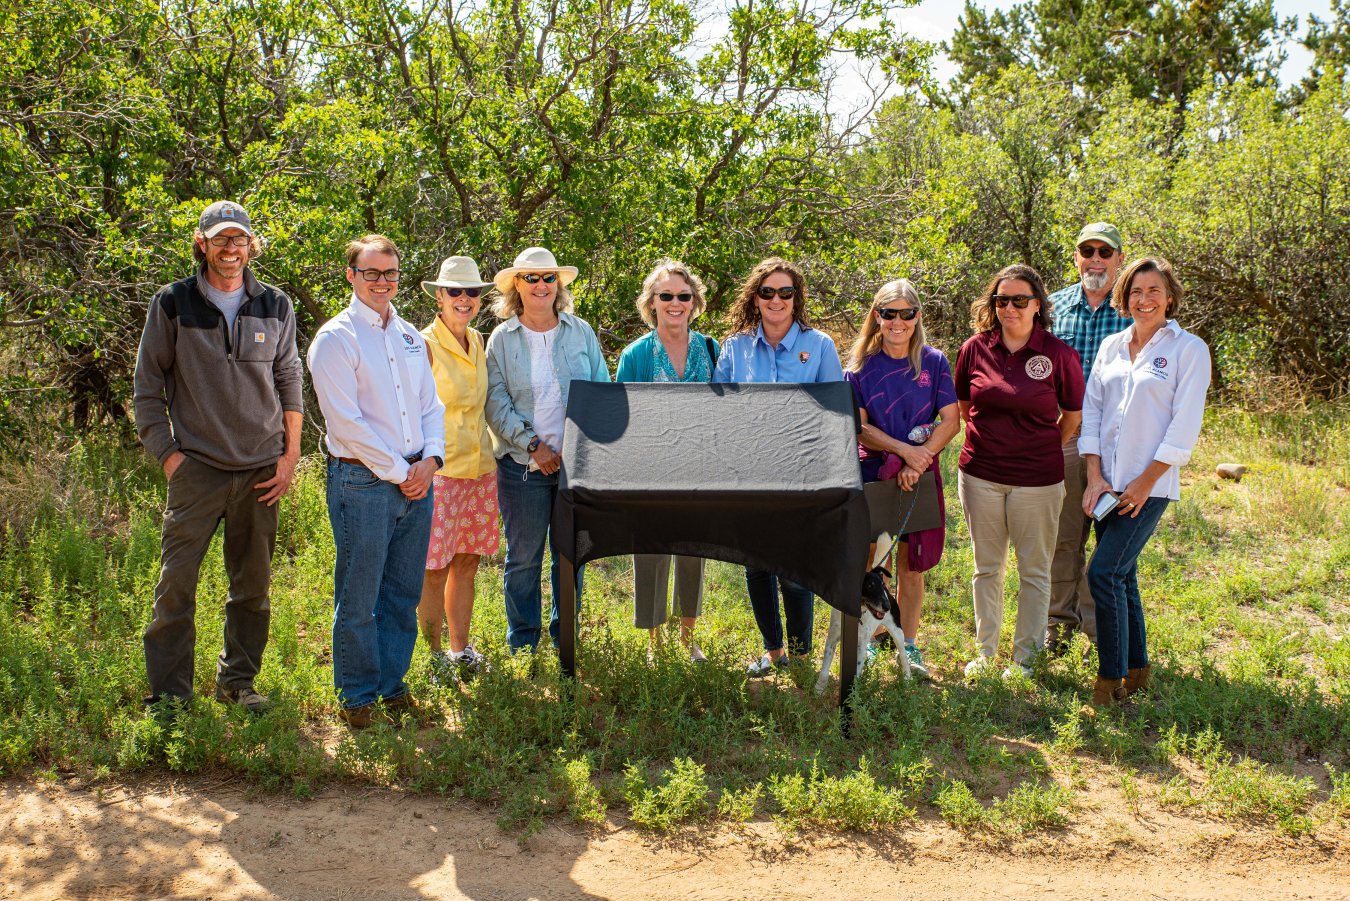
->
[417, 256, 500, 683]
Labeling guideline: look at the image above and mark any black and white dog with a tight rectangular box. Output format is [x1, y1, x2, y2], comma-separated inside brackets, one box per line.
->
[815, 536, 910, 694]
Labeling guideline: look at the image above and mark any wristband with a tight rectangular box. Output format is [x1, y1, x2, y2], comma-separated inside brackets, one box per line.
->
[431, 455, 444, 470]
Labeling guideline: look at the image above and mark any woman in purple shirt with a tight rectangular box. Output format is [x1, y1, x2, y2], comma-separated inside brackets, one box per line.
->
[845, 280, 959, 679]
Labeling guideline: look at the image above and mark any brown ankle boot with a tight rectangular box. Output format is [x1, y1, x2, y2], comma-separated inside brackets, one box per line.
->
[1090, 677, 1127, 710]
[1124, 665, 1151, 697]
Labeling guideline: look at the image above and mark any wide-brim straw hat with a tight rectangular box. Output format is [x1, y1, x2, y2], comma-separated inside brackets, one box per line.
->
[492, 247, 579, 293]
[422, 256, 494, 299]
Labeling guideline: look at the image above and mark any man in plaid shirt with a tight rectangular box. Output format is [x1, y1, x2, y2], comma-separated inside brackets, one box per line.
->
[1046, 222, 1132, 654]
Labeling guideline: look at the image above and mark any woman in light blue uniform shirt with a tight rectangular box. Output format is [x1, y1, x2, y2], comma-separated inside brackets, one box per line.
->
[712, 257, 844, 676]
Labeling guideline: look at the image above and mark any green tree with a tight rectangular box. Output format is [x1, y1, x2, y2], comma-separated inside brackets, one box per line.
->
[945, 0, 1294, 118]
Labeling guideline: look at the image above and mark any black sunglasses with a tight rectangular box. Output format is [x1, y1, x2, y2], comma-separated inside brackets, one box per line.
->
[992, 294, 1035, 309]
[756, 286, 796, 300]
[518, 273, 557, 284]
[352, 267, 400, 283]
[439, 287, 481, 298]
[1078, 245, 1116, 260]
[656, 292, 694, 303]
[876, 307, 918, 321]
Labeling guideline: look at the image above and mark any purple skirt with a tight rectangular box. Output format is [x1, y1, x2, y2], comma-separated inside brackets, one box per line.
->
[872, 453, 947, 574]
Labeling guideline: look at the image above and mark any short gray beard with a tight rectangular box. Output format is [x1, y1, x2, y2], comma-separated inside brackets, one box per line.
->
[1081, 272, 1110, 292]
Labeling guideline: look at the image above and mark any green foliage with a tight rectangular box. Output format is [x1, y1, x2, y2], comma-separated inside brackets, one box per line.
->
[945, 0, 1293, 114]
[626, 758, 709, 831]
[553, 753, 606, 824]
[0, 412, 1348, 843]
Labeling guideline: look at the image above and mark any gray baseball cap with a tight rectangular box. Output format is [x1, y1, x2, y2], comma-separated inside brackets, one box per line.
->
[199, 200, 254, 238]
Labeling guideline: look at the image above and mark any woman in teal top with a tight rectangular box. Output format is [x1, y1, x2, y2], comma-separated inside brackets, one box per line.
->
[615, 259, 719, 661]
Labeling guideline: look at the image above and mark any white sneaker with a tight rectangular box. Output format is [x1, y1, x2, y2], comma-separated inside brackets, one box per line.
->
[746, 654, 787, 678]
[1002, 663, 1033, 682]
[964, 656, 992, 678]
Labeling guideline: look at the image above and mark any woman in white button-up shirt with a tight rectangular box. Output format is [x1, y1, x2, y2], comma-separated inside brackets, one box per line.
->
[1080, 257, 1210, 711]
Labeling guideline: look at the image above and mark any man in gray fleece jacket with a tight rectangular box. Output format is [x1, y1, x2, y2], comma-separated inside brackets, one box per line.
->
[133, 200, 303, 715]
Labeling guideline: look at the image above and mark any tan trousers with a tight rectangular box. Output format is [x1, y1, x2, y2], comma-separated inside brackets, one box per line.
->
[632, 555, 705, 629]
[1048, 433, 1096, 642]
[957, 471, 1065, 665]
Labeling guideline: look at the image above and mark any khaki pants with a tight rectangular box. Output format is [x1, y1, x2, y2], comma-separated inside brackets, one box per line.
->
[1048, 434, 1096, 643]
[957, 471, 1065, 665]
[633, 555, 705, 629]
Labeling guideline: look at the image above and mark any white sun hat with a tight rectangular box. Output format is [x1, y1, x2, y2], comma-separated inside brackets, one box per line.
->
[421, 256, 494, 299]
[492, 247, 579, 293]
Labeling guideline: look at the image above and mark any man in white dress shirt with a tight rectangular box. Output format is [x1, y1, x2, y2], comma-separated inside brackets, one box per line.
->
[307, 234, 446, 729]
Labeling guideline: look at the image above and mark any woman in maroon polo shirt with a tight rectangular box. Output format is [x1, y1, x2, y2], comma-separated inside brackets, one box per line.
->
[954, 264, 1085, 682]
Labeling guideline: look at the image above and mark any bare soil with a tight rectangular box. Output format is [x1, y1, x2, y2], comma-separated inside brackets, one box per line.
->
[4, 778, 1347, 901]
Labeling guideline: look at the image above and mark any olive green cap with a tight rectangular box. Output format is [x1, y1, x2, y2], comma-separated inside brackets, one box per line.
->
[1075, 221, 1122, 249]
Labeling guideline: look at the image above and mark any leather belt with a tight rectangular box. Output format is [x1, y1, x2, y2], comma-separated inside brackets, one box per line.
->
[333, 452, 423, 466]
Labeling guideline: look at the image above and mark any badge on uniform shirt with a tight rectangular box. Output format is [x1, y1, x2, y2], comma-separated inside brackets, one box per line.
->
[403, 333, 415, 346]
[1025, 355, 1053, 380]
[1153, 357, 1167, 368]
[254, 331, 265, 343]
[799, 351, 811, 363]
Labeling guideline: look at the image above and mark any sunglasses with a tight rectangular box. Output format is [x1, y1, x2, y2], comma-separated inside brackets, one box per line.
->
[656, 292, 693, 303]
[518, 273, 557, 284]
[876, 307, 918, 321]
[992, 294, 1035, 309]
[439, 287, 481, 298]
[352, 267, 400, 283]
[756, 286, 796, 300]
[1078, 245, 1117, 260]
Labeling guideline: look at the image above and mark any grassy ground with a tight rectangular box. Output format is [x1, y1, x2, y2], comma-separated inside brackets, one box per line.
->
[1, 404, 1348, 842]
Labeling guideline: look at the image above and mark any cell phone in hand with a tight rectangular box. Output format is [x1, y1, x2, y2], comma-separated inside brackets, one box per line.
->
[1092, 491, 1121, 521]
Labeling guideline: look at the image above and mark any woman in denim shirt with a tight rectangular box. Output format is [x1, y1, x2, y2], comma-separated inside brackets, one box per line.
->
[484, 247, 611, 653]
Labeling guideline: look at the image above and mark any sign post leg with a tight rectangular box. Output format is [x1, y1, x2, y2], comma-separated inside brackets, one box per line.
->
[558, 555, 577, 679]
[839, 613, 858, 721]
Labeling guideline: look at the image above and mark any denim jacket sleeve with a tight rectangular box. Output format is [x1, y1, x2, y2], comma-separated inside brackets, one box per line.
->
[484, 324, 533, 453]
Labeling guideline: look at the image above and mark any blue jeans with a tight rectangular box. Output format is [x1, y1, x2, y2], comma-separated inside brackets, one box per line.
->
[496, 455, 584, 652]
[745, 569, 815, 655]
[326, 459, 433, 709]
[1087, 497, 1169, 680]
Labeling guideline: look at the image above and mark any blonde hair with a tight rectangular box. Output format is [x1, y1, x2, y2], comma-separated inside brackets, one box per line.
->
[1112, 256, 1184, 318]
[636, 258, 708, 328]
[490, 280, 575, 319]
[846, 280, 927, 378]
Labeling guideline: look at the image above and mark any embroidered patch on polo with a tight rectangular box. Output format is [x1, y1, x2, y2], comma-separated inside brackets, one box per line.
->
[1025, 355, 1053, 380]
[798, 351, 811, 363]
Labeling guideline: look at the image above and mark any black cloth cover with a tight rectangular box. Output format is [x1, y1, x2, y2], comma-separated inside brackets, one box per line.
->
[864, 472, 943, 539]
[551, 381, 870, 617]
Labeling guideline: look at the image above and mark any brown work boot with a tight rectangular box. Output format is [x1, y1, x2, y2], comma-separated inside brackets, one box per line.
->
[381, 693, 419, 724]
[338, 704, 374, 730]
[1124, 665, 1152, 697]
[1088, 677, 1127, 712]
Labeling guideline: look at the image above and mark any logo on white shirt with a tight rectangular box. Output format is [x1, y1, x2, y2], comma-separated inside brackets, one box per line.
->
[1026, 355, 1053, 380]
[1153, 357, 1167, 368]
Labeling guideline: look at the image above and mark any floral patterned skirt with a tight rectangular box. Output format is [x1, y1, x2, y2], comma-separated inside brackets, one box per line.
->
[425, 471, 501, 569]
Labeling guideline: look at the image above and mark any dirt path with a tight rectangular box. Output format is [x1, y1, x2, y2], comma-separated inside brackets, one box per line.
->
[3, 779, 1347, 901]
